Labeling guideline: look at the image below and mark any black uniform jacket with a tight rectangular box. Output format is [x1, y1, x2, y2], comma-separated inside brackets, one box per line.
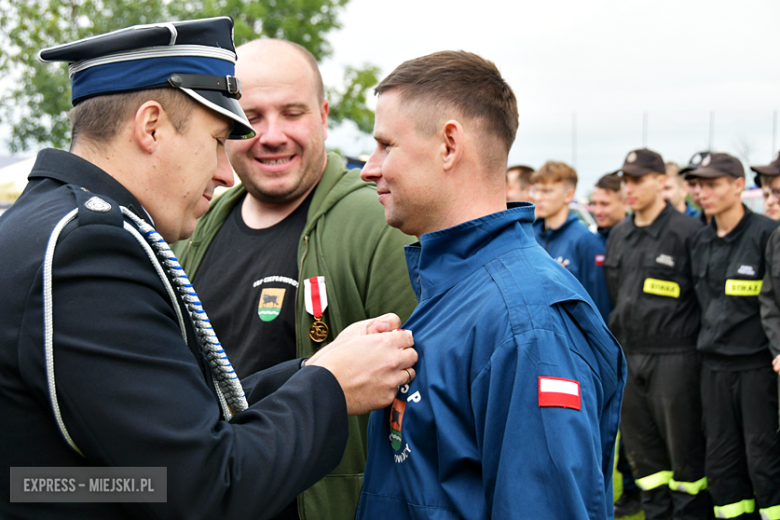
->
[759, 226, 780, 361]
[0, 149, 348, 519]
[603, 202, 703, 354]
[690, 206, 780, 369]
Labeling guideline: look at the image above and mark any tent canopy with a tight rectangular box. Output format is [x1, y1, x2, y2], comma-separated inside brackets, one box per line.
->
[0, 157, 35, 204]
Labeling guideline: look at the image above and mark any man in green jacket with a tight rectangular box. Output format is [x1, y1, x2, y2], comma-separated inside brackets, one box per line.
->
[173, 39, 417, 520]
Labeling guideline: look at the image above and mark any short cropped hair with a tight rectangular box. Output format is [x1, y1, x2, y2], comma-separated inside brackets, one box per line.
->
[531, 161, 578, 189]
[596, 173, 623, 194]
[760, 175, 776, 188]
[507, 165, 535, 188]
[375, 51, 519, 157]
[70, 88, 199, 146]
[665, 161, 684, 185]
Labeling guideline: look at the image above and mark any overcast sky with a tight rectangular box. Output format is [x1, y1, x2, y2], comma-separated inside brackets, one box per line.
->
[2, 1, 777, 198]
[320, 0, 780, 197]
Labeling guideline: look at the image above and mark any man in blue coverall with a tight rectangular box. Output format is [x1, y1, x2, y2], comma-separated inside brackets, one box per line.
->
[357, 50, 626, 520]
[532, 160, 612, 322]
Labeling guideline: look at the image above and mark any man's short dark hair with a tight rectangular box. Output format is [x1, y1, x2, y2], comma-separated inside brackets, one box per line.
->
[595, 173, 623, 193]
[70, 88, 198, 147]
[375, 51, 519, 160]
[507, 165, 534, 188]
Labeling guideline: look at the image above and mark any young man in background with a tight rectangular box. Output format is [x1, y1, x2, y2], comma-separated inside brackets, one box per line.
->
[532, 161, 611, 321]
[506, 164, 535, 202]
[604, 148, 708, 520]
[591, 172, 628, 244]
[686, 153, 780, 520]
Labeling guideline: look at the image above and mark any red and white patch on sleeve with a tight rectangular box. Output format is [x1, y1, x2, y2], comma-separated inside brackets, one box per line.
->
[538, 377, 581, 410]
[595, 254, 605, 266]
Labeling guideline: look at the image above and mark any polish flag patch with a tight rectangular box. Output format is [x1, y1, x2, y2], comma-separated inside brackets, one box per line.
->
[595, 254, 605, 266]
[538, 377, 581, 410]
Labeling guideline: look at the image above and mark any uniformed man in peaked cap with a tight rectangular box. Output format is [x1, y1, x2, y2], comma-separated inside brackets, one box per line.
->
[0, 17, 417, 519]
[686, 153, 780, 520]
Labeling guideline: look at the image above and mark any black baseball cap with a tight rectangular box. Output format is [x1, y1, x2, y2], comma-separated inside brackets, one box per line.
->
[750, 151, 780, 186]
[614, 148, 665, 177]
[679, 151, 710, 176]
[38, 17, 254, 139]
[683, 152, 744, 180]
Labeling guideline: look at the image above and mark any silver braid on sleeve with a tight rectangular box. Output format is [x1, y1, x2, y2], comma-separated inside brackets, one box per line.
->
[121, 208, 248, 418]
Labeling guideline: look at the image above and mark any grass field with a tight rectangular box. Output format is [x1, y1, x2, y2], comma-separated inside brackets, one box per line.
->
[613, 466, 645, 520]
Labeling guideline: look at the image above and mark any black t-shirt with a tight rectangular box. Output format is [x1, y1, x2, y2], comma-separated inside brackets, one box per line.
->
[195, 191, 314, 379]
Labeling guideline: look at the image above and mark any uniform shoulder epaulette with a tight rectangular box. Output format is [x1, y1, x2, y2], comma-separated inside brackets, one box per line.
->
[69, 185, 124, 228]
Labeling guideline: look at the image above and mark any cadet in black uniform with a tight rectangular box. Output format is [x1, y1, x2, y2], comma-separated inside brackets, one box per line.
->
[604, 149, 709, 520]
[0, 18, 417, 519]
[683, 152, 712, 225]
[756, 153, 780, 373]
[686, 153, 780, 520]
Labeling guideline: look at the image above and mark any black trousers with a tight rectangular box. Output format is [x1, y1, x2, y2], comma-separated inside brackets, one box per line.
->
[622, 351, 710, 520]
[701, 364, 780, 520]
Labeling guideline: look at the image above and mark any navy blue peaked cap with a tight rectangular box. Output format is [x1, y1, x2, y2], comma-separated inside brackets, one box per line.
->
[38, 17, 254, 139]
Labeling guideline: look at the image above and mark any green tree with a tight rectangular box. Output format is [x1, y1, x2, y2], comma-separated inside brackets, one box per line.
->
[0, 0, 379, 152]
[328, 64, 380, 134]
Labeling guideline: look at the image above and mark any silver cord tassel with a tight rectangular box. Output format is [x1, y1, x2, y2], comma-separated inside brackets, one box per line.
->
[121, 208, 248, 417]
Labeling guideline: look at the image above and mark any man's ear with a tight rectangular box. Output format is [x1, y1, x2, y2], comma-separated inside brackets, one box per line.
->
[133, 101, 165, 154]
[563, 185, 576, 204]
[441, 119, 464, 172]
[320, 98, 329, 141]
[656, 173, 668, 192]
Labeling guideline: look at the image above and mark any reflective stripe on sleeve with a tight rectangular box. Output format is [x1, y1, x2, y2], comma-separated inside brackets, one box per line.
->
[635, 470, 673, 491]
[714, 499, 755, 518]
[643, 278, 680, 298]
[725, 279, 762, 296]
[668, 477, 707, 495]
[760, 504, 780, 520]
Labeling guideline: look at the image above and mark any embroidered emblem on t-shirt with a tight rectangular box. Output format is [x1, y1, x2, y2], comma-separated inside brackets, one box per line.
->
[257, 288, 286, 322]
[737, 265, 756, 276]
[595, 254, 605, 266]
[655, 254, 675, 267]
[555, 256, 571, 268]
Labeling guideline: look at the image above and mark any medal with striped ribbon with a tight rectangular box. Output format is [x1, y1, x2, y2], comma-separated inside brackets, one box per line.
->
[304, 276, 329, 342]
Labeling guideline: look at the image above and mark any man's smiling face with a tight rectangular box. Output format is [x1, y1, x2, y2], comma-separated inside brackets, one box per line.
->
[226, 42, 328, 205]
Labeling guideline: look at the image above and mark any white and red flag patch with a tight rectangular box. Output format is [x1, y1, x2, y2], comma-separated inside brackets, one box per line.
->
[538, 377, 581, 410]
[595, 254, 605, 266]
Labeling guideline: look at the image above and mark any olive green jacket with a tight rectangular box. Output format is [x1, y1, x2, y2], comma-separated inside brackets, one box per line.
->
[173, 152, 417, 520]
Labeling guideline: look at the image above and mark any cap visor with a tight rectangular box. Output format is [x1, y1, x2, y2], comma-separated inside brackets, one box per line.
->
[180, 87, 255, 139]
[619, 164, 654, 177]
[683, 167, 730, 180]
[750, 164, 780, 176]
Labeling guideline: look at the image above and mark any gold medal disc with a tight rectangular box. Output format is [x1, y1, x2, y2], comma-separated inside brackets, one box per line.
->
[309, 319, 329, 342]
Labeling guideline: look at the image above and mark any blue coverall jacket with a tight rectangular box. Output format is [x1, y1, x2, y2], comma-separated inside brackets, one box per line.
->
[357, 203, 626, 520]
[534, 213, 612, 322]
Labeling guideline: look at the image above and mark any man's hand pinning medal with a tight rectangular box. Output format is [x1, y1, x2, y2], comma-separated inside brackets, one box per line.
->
[306, 314, 417, 416]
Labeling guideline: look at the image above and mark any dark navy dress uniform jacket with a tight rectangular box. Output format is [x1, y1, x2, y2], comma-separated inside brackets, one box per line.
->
[0, 149, 348, 519]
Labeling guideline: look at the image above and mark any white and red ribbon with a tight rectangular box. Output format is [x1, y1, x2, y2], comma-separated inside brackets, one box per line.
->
[304, 276, 328, 319]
